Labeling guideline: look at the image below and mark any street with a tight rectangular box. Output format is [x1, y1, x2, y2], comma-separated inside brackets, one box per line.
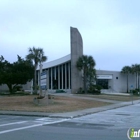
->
[0, 103, 140, 140]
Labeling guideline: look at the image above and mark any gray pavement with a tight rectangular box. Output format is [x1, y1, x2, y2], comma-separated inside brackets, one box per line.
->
[1, 102, 140, 140]
[0, 115, 127, 140]
[0, 93, 140, 118]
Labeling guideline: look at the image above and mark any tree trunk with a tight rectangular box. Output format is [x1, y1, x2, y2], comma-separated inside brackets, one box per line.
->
[127, 74, 128, 93]
[83, 69, 87, 94]
[136, 73, 138, 89]
[138, 74, 140, 91]
[90, 77, 92, 87]
[7, 84, 13, 94]
[34, 65, 37, 94]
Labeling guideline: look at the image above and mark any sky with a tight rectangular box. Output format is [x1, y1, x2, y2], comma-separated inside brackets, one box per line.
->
[0, 0, 140, 71]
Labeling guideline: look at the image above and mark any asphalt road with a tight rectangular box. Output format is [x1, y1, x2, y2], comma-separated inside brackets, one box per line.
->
[0, 103, 140, 140]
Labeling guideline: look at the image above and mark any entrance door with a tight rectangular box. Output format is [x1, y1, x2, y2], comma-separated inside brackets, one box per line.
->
[96, 79, 108, 89]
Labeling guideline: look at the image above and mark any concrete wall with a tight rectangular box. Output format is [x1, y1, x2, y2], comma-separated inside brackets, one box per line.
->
[0, 82, 31, 92]
[0, 84, 8, 91]
[96, 70, 136, 93]
[70, 27, 83, 93]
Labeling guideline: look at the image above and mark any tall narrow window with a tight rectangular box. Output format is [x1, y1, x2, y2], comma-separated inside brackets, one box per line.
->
[66, 63, 69, 89]
[63, 64, 65, 89]
[60, 65, 62, 89]
[49, 68, 51, 89]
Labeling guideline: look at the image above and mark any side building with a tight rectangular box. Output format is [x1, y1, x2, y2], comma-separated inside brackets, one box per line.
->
[96, 70, 136, 93]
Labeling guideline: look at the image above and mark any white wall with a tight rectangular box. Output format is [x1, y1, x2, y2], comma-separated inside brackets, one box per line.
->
[96, 70, 136, 93]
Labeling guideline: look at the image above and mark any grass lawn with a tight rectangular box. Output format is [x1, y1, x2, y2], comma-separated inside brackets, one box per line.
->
[76, 94, 140, 101]
[0, 95, 111, 113]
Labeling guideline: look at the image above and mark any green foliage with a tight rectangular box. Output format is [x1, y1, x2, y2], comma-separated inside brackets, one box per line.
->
[76, 55, 96, 93]
[121, 65, 140, 93]
[13, 85, 23, 92]
[0, 55, 34, 93]
[121, 66, 132, 74]
[26, 47, 47, 65]
[26, 47, 47, 94]
[88, 85, 102, 94]
[55, 90, 66, 93]
[95, 85, 102, 90]
[130, 89, 140, 96]
[75, 87, 101, 94]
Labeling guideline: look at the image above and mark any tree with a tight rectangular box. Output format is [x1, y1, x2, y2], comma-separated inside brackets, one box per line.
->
[121, 66, 131, 93]
[131, 64, 140, 90]
[76, 55, 96, 93]
[137, 65, 140, 90]
[87, 68, 96, 87]
[26, 47, 47, 94]
[0, 56, 34, 93]
[0, 55, 4, 62]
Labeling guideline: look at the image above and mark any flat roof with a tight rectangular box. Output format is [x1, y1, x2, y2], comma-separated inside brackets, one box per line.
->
[37, 54, 71, 70]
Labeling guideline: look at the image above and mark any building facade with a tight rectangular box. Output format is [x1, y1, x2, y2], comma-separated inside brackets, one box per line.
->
[37, 27, 83, 93]
[36, 27, 137, 94]
[0, 27, 137, 93]
[96, 70, 136, 93]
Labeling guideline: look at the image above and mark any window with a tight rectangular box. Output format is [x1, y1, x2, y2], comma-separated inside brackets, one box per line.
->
[96, 79, 108, 89]
[63, 64, 65, 89]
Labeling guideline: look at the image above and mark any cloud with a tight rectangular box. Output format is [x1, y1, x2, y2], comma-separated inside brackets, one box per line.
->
[0, 0, 140, 71]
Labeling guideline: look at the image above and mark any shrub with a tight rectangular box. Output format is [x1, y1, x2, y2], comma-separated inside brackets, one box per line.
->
[55, 90, 66, 93]
[130, 89, 140, 96]
[88, 85, 102, 94]
[95, 85, 102, 90]
[13, 85, 23, 92]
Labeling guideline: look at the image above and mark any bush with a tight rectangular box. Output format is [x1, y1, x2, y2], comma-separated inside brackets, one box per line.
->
[55, 90, 66, 93]
[13, 85, 23, 92]
[36, 96, 44, 99]
[130, 89, 140, 96]
[95, 85, 102, 90]
[88, 85, 102, 95]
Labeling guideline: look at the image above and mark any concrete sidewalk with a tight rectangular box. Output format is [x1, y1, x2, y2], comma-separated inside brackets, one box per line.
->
[102, 92, 130, 96]
[0, 98, 139, 119]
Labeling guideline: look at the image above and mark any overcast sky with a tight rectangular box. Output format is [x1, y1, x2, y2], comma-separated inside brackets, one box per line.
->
[0, 0, 140, 71]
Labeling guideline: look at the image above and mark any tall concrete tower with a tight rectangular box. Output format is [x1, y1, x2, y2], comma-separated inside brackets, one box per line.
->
[70, 27, 83, 93]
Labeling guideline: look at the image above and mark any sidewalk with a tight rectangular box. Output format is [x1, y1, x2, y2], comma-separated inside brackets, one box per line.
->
[0, 98, 139, 118]
[102, 92, 130, 96]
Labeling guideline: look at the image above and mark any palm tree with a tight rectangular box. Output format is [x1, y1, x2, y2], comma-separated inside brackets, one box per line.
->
[121, 66, 131, 93]
[26, 47, 47, 94]
[131, 64, 140, 89]
[138, 64, 140, 91]
[88, 68, 96, 88]
[76, 55, 96, 93]
[132, 64, 140, 90]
